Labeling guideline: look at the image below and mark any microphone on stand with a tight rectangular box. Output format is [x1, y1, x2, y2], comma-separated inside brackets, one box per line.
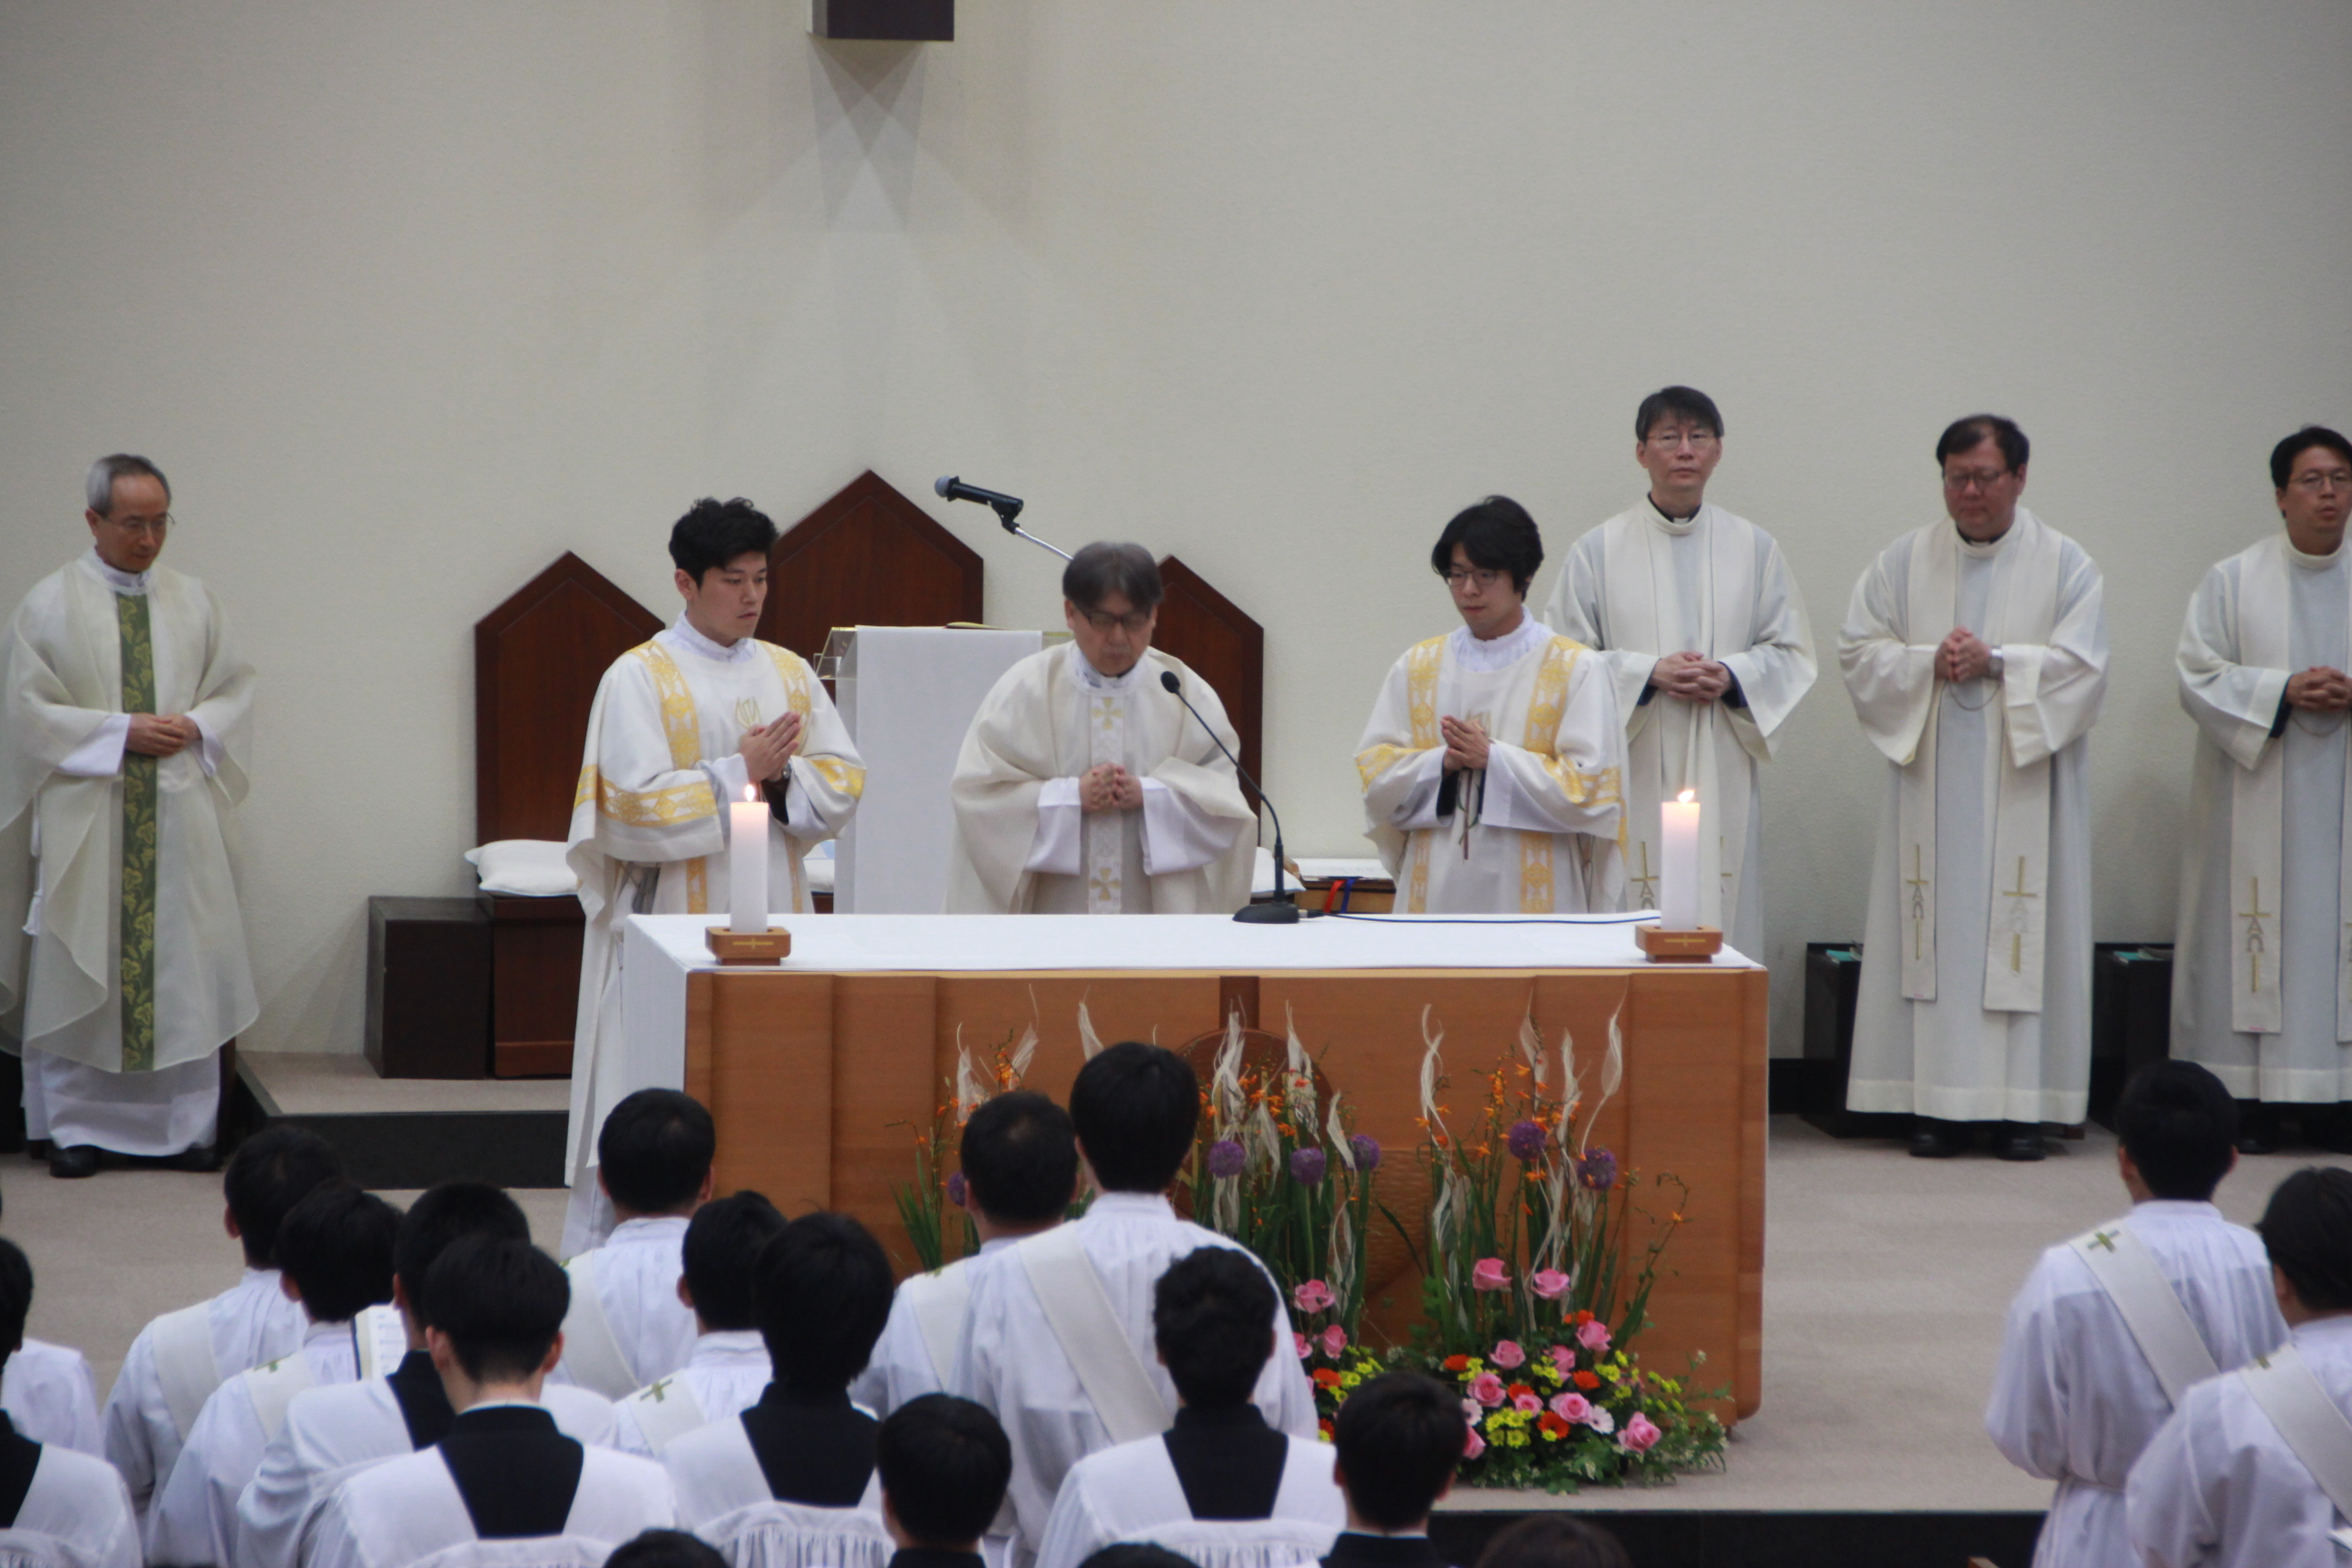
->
[935, 475, 1073, 562]
[1160, 669, 1301, 926]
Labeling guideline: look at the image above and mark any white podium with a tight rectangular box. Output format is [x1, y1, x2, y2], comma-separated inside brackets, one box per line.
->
[824, 626, 1042, 913]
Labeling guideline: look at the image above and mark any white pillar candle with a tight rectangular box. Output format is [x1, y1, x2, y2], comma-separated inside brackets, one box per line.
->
[1660, 789, 1701, 932]
[729, 786, 769, 935]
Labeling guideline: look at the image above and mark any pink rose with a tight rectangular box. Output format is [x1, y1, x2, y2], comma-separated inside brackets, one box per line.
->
[1549, 1391, 1592, 1422]
[1293, 1333, 1310, 1360]
[1489, 1340, 1525, 1370]
[1469, 1371, 1506, 1407]
[1470, 1258, 1511, 1292]
[1294, 1279, 1335, 1315]
[1513, 1392, 1543, 1414]
[1577, 1318, 1612, 1353]
[1622, 1412, 1661, 1453]
[1319, 1325, 1348, 1357]
[1530, 1269, 1570, 1300]
[1549, 1345, 1577, 1376]
[1464, 1426, 1486, 1460]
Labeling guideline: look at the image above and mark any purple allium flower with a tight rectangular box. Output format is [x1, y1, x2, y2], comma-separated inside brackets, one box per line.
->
[1208, 1139, 1247, 1180]
[1289, 1146, 1328, 1186]
[1506, 1119, 1548, 1164]
[1577, 1149, 1618, 1191]
[1350, 1133, 1383, 1172]
[946, 1171, 968, 1207]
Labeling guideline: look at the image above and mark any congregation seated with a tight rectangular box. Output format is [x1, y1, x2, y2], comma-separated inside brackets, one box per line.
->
[148, 1183, 401, 1566]
[554, 1091, 712, 1400]
[304, 1236, 674, 1568]
[103, 1125, 341, 1520]
[1321, 1372, 1465, 1568]
[662, 1211, 896, 1566]
[238, 1183, 622, 1568]
[1472, 1517, 1630, 1568]
[613, 1192, 788, 1458]
[0, 1240, 139, 1568]
[875, 1396, 1014, 1568]
[1036, 1247, 1343, 1568]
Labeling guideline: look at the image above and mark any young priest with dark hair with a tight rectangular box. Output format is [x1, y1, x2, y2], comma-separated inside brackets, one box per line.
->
[554, 1089, 715, 1398]
[1989, 1060, 2284, 1568]
[955, 1043, 1317, 1566]
[1037, 1247, 1345, 1568]
[306, 1237, 673, 1568]
[876, 1395, 1014, 1568]
[1324, 1371, 1465, 1568]
[0, 1239, 140, 1568]
[237, 1183, 620, 1568]
[613, 1190, 788, 1456]
[148, 1183, 400, 1566]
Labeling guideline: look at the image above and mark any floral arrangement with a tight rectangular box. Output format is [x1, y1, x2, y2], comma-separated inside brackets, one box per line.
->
[889, 1018, 1040, 1272]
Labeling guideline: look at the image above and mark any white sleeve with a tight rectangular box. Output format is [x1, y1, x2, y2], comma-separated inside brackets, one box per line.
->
[1137, 778, 1245, 875]
[56, 714, 129, 778]
[2124, 1396, 2220, 1568]
[144, 1393, 228, 1567]
[703, 752, 752, 810]
[1024, 778, 1083, 875]
[1032, 1467, 1107, 1568]
[189, 711, 223, 779]
[1379, 748, 1449, 830]
[100, 1328, 168, 1516]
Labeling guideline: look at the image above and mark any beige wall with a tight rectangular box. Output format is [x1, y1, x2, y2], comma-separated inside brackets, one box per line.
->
[3, 3, 2347, 1059]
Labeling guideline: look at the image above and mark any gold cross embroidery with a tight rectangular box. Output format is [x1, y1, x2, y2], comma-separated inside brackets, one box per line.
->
[2243, 876, 2273, 995]
[1906, 846, 1930, 960]
[2002, 856, 2039, 973]
[1630, 843, 1659, 906]
[2088, 1229, 2119, 1252]
[1088, 867, 1122, 910]
[1092, 696, 1120, 734]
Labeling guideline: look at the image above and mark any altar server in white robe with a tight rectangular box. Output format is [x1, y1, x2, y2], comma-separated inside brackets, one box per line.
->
[1987, 1063, 2285, 1568]
[1, 455, 257, 1178]
[564, 498, 863, 1253]
[552, 1090, 707, 1396]
[1357, 497, 1625, 915]
[2128, 1166, 2352, 1566]
[1036, 1247, 1343, 1568]
[1839, 416, 2109, 1161]
[612, 1191, 782, 1456]
[947, 544, 1254, 916]
[237, 1184, 619, 1568]
[1544, 387, 1816, 950]
[0, 1201, 102, 1461]
[0, 1240, 139, 1568]
[104, 1126, 338, 1519]
[954, 1044, 1318, 1568]
[307, 1237, 673, 1568]
[2172, 427, 2352, 1152]
[148, 1186, 399, 1568]
[873, 1396, 1014, 1568]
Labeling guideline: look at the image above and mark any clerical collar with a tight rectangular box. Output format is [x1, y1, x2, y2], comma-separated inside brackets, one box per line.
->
[1086, 1191, 1176, 1220]
[1645, 496, 1704, 531]
[2287, 536, 2345, 570]
[1952, 519, 2015, 558]
[1448, 614, 1550, 674]
[665, 615, 756, 664]
[83, 547, 151, 595]
[1073, 647, 1148, 691]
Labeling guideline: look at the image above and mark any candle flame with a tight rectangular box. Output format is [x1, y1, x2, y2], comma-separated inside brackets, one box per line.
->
[744, 785, 760, 802]
[1677, 788, 1696, 803]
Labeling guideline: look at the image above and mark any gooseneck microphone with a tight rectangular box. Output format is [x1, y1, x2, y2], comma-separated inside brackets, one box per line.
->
[1160, 669, 1301, 926]
[934, 475, 1073, 562]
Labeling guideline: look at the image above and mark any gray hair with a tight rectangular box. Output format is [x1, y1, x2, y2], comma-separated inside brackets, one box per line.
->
[85, 454, 170, 516]
[1061, 542, 1163, 613]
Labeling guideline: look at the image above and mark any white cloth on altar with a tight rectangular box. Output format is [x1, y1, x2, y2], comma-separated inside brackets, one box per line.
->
[1353, 618, 1625, 914]
[1839, 514, 2108, 1122]
[2126, 1313, 2352, 1568]
[2, 1440, 140, 1568]
[550, 1217, 698, 1397]
[946, 644, 1254, 915]
[1034, 1429, 1343, 1568]
[1986, 1200, 2284, 1568]
[849, 1239, 1015, 1419]
[1544, 501, 1816, 953]
[949, 1193, 1318, 1565]
[5, 1340, 103, 1458]
[2172, 535, 2352, 1099]
[611, 1329, 769, 1457]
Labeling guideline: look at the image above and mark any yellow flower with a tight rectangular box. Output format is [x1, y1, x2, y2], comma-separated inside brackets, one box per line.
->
[1340, 1374, 1363, 1389]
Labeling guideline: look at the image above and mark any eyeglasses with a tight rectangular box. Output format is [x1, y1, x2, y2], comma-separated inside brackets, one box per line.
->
[1441, 568, 1507, 591]
[102, 513, 172, 538]
[1081, 609, 1153, 635]
[1642, 428, 1720, 451]
[1942, 469, 2012, 494]
[2291, 468, 2352, 495]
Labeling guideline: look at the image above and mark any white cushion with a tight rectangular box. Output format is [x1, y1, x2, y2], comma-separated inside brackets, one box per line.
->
[465, 839, 579, 897]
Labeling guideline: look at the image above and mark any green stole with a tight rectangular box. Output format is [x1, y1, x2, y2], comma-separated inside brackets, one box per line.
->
[116, 593, 158, 1072]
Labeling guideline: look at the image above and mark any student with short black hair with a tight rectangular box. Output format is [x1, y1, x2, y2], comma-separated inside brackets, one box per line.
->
[102, 1124, 342, 1517]
[877, 1395, 1014, 1568]
[956, 1044, 1316, 1565]
[613, 1191, 786, 1456]
[0, 1184, 103, 1468]
[1473, 1515, 1631, 1568]
[0, 1239, 140, 1568]
[307, 1238, 674, 1568]
[1324, 1372, 1465, 1568]
[1038, 1248, 1345, 1568]
[1989, 1060, 2284, 1568]
[606, 1528, 729, 1568]
[148, 1184, 400, 1566]
[554, 1090, 715, 1398]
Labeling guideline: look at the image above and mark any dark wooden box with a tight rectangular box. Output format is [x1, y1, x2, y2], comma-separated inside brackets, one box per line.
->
[480, 892, 584, 1079]
[1798, 940, 1912, 1139]
[2090, 943, 2174, 1129]
[366, 897, 491, 1080]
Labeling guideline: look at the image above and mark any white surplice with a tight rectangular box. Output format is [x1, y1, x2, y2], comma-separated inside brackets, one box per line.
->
[1545, 502, 1817, 952]
[103, 1267, 307, 1518]
[946, 645, 1254, 916]
[611, 1329, 769, 1457]
[1353, 617, 1625, 914]
[0, 550, 256, 1152]
[1986, 1200, 2285, 1568]
[548, 1216, 699, 1398]
[950, 1193, 1318, 1566]
[562, 621, 863, 1254]
[0, 1435, 141, 1568]
[1034, 1429, 1344, 1568]
[848, 1239, 1016, 1419]
[661, 1413, 887, 1561]
[2127, 1313, 2352, 1568]
[2172, 534, 2352, 1100]
[1839, 513, 2109, 1123]
[5, 1340, 102, 1458]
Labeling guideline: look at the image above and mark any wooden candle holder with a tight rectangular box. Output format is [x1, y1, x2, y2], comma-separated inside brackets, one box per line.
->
[706, 926, 792, 965]
[1635, 923, 1722, 963]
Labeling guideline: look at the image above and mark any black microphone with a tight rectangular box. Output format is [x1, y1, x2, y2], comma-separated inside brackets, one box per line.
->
[1160, 669, 1300, 926]
[933, 475, 1024, 524]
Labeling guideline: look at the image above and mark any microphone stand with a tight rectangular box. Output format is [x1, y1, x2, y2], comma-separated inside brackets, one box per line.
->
[1160, 671, 1300, 925]
[999, 511, 1074, 563]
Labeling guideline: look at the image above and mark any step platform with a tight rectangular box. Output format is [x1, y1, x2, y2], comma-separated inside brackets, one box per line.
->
[234, 1052, 567, 1188]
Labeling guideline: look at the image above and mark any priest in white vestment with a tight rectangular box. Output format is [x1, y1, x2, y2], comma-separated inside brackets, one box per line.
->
[563, 499, 863, 1255]
[1357, 496, 1625, 914]
[1544, 387, 1816, 953]
[946, 543, 1254, 916]
[1986, 1063, 2284, 1568]
[2172, 427, 2352, 1150]
[1839, 417, 2108, 1161]
[0, 455, 256, 1178]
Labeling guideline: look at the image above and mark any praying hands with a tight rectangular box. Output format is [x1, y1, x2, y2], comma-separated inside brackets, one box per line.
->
[2287, 666, 2352, 712]
[124, 713, 200, 758]
[1652, 650, 1733, 701]
[1080, 762, 1143, 813]
[1439, 714, 1491, 772]
[737, 711, 804, 782]
[1937, 628, 1998, 684]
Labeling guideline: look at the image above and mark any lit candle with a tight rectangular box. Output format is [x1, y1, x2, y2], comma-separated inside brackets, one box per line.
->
[729, 785, 769, 935]
[1660, 789, 1701, 931]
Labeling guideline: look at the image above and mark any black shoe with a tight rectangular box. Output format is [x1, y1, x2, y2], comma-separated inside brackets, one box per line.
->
[1909, 1121, 1970, 1158]
[2237, 1102, 2283, 1154]
[48, 1145, 99, 1180]
[166, 1144, 221, 1173]
[1994, 1122, 2047, 1162]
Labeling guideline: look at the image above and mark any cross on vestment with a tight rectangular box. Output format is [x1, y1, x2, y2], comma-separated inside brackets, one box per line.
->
[1630, 843, 1659, 906]
[2242, 876, 2273, 995]
[644, 1378, 674, 1403]
[2088, 1230, 2120, 1252]
[2002, 855, 2040, 973]
[1906, 846, 1930, 961]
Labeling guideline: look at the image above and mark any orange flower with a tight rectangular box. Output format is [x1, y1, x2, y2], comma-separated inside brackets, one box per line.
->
[1573, 1370, 1601, 1390]
[1442, 1354, 1470, 1373]
[1573, 1309, 1595, 1326]
[1318, 1418, 1336, 1439]
[1506, 1382, 1534, 1402]
[1311, 1368, 1344, 1389]
[1538, 1412, 1570, 1439]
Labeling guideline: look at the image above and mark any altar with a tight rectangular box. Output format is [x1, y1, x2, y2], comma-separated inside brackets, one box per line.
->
[615, 911, 1767, 1421]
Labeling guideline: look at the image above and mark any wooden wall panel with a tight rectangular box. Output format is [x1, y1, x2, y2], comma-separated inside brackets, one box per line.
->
[760, 471, 985, 662]
[1151, 556, 1265, 808]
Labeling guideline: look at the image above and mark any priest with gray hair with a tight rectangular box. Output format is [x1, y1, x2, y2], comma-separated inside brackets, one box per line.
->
[0, 455, 257, 1178]
[945, 543, 1255, 914]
